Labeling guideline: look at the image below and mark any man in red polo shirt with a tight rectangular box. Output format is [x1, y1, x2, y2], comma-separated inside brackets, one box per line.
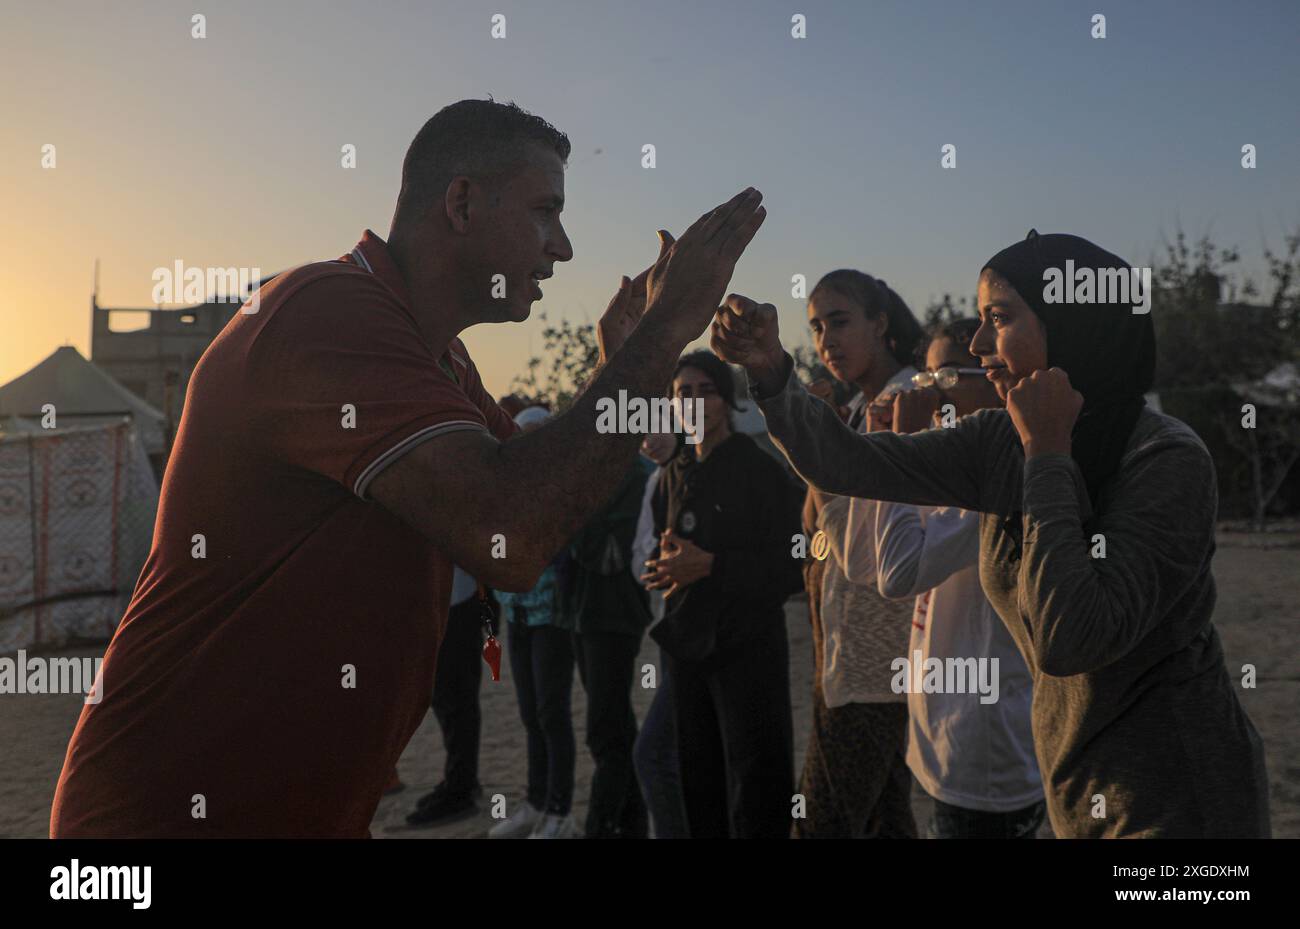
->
[50, 99, 766, 837]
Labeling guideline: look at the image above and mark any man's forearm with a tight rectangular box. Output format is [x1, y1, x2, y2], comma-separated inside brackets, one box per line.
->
[495, 313, 688, 567]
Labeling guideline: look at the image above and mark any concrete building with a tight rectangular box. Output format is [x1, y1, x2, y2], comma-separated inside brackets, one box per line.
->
[89, 277, 276, 450]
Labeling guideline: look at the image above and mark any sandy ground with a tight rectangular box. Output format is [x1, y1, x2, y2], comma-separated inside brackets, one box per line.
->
[2, 534, 1296, 839]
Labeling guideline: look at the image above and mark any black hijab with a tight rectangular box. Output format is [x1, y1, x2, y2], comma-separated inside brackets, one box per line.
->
[982, 230, 1156, 507]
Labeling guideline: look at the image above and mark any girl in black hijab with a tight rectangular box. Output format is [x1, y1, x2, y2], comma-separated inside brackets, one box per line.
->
[980, 230, 1156, 506]
[711, 231, 1271, 838]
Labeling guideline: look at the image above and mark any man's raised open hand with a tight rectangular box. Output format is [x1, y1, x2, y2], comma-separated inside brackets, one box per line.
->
[370, 191, 764, 595]
[596, 234, 668, 363]
[643, 188, 767, 345]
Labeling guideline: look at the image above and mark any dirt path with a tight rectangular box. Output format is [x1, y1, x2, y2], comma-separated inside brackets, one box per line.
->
[3, 539, 1295, 838]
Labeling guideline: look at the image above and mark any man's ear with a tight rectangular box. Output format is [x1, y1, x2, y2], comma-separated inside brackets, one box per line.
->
[444, 176, 473, 234]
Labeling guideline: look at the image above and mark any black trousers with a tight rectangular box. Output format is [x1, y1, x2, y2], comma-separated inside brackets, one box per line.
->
[508, 620, 577, 814]
[665, 622, 794, 838]
[928, 798, 1046, 839]
[431, 594, 493, 794]
[573, 630, 648, 838]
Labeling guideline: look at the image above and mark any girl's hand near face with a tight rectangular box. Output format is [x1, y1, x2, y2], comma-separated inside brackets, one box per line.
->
[640, 431, 678, 465]
[806, 377, 833, 401]
[892, 387, 941, 434]
[866, 399, 894, 433]
[1006, 367, 1083, 458]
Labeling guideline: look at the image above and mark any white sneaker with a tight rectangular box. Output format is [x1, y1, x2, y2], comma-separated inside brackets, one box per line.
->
[528, 813, 581, 839]
[488, 801, 543, 839]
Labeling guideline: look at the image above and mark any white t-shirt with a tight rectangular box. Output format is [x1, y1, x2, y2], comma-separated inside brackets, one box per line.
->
[843, 497, 1044, 812]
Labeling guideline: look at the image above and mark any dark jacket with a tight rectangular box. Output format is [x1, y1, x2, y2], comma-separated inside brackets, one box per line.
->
[649, 432, 804, 665]
[561, 456, 655, 637]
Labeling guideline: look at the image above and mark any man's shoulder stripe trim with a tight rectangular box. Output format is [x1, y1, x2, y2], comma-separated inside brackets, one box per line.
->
[350, 248, 375, 273]
[353, 420, 487, 499]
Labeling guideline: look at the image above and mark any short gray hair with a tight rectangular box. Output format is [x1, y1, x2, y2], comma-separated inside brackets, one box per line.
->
[394, 98, 570, 225]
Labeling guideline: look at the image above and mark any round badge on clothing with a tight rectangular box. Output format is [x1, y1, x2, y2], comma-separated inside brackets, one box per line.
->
[679, 510, 697, 533]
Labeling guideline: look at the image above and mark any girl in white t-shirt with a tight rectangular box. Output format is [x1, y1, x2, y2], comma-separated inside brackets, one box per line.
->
[846, 319, 1045, 838]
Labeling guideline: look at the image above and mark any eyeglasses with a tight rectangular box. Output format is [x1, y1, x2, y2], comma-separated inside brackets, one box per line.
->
[911, 367, 985, 389]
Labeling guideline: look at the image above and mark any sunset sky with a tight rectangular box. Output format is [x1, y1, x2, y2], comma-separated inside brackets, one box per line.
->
[3, 0, 1297, 397]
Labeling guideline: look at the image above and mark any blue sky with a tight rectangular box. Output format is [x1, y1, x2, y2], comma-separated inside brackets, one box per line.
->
[3, 0, 1297, 394]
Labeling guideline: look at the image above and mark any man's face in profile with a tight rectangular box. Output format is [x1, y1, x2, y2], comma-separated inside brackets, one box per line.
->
[473, 143, 573, 323]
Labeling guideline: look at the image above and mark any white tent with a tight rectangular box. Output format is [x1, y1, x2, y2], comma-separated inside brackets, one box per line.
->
[0, 419, 158, 653]
[0, 346, 167, 456]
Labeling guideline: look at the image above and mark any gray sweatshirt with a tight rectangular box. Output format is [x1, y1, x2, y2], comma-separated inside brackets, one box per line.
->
[753, 356, 1270, 838]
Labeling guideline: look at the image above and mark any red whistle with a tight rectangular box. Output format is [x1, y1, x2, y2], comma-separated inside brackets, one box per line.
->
[482, 635, 502, 681]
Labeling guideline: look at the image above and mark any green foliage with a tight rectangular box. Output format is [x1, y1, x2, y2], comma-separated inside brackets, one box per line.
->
[1261, 229, 1300, 337]
[1151, 228, 1299, 388]
[1150, 225, 1300, 524]
[509, 313, 599, 413]
[921, 293, 979, 329]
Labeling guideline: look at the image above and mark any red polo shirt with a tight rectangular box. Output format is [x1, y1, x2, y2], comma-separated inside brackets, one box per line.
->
[51, 231, 517, 837]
